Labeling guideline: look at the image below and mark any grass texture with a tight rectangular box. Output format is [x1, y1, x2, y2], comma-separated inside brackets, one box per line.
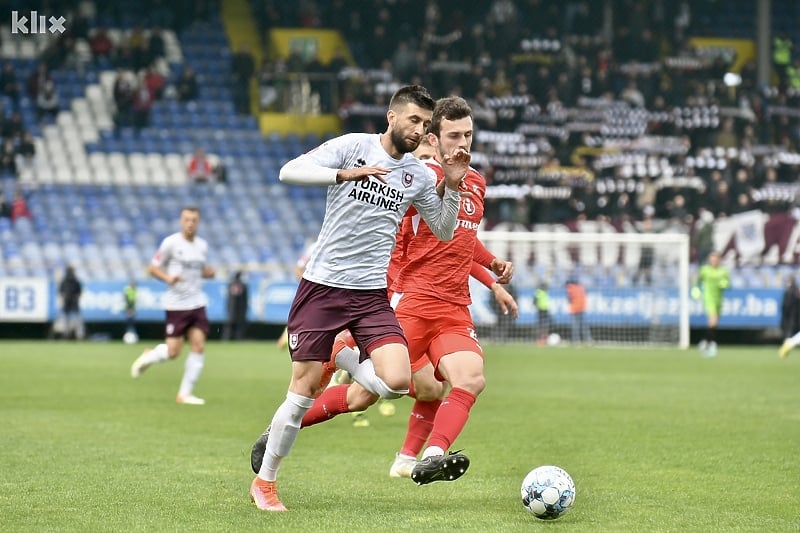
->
[1, 340, 799, 532]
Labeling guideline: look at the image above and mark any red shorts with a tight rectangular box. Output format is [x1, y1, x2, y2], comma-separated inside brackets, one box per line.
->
[394, 293, 482, 376]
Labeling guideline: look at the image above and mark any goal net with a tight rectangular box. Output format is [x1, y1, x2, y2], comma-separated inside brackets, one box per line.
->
[473, 229, 690, 348]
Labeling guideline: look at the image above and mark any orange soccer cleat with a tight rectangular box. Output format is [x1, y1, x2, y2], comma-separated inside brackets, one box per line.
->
[250, 477, 287, 512]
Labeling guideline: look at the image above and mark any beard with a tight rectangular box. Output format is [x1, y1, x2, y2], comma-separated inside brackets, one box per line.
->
[389, 129, 420, 155]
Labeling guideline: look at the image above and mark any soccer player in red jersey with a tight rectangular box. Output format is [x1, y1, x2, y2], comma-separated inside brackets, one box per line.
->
[389, 96, 514, 484]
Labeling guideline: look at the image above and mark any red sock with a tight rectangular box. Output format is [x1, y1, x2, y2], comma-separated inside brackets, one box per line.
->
[301, 384, 349, 427]
[400, 399, 441, 457]
[426, 388, 476, 452]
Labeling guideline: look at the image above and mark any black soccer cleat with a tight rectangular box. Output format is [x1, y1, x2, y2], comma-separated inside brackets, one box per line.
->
[410, 451, 470, 485]
[250, 425, 271, 474]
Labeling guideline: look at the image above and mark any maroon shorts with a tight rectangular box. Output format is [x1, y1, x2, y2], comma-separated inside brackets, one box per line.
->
[286, 279, 407, 362]
[165, 307, 210, 338]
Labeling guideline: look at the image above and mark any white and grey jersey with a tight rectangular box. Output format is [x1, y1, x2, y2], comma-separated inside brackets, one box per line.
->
[151, 232, 209, 310]
[280, 133, 460, 289]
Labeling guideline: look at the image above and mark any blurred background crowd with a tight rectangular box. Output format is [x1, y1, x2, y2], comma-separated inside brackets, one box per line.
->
[0, 0, 798, 288]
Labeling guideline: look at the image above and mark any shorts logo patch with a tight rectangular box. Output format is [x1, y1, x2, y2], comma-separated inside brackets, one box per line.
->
[166, 323, 174, 335]
[288, 333, 299, 350]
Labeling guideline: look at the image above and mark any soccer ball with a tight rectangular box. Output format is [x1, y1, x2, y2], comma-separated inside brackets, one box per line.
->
[521, 465, 576, 520]
[547, 332, 561, 346]
[123, 331, 139, 344]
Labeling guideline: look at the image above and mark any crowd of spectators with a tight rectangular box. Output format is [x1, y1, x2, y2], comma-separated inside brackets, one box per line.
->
[252, 0, 800, 235]
[2, 0, 798, 244]
[0, 60, 39, 180]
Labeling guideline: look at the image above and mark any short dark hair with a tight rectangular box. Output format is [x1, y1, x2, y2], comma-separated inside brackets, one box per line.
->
[181, 205, 200, 215]
[389, 85, 435, 113]
[428, 96, 473, 137]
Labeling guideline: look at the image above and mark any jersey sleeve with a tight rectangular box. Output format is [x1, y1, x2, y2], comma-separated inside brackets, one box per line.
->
[279, 134, 357, 185]
[151, 236, 171, 268]
[410, 163, 460, 241]
[473, 238, 496, 269]
[470, 262, 496, 289]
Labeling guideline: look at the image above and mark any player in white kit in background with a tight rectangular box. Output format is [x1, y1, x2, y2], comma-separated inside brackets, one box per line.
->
[249, 85, 471, 511]
[130, 206, 216, 405]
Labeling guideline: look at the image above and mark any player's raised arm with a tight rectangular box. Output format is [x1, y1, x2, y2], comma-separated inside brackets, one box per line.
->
[279, 133, 391, 186]
[411, 165, 461, 242]
[279, 156, 340, 185]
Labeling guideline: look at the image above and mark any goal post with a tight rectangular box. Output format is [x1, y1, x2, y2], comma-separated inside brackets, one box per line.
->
[475, 230, 691, 349]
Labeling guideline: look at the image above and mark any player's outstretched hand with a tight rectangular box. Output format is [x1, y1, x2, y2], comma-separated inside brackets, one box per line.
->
[491, 283, 519, 318]
[441, 148, 471, 191]
[337, 166, 390, 184]
[490, 259, 514, 284]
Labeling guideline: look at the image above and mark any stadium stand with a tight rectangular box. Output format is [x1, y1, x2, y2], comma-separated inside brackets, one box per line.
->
[0, 3, 328, 286]
[0, 0, 799, 331]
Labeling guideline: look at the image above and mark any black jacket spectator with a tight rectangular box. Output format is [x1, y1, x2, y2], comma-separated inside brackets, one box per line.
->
[231, 45, 255, 114]
[2, 112, 24, 141]
[781, 277, 800, 339]
[0, 191, 11, 218]
[113, 70, 135, 128]
[177, 66, 198, 101]
[223, 271, 249, 340]
[26, 64, 50, 100]
[148, 28, 166, 64]
[59, 267, 82, 314]
[0, 62, 20, 103]
[18, 133, 35, 159]
[0, 139, 17, 174]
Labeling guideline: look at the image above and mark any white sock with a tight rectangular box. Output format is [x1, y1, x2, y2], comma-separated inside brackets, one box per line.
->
[140, 343, 170, 365]
[335, 346, 408, 399]
[178, 352, 204, 398]
[421, 446, 444, 460]
[258, 391, 315, 481]
[334, 346, 360, 374]
[789, 331, 800, 348]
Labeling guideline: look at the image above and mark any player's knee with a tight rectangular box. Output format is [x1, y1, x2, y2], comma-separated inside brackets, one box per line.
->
[347, 387, 379, 411]
[413, 379, 443, 402]
[455, 373, 485, 396]
[372, 374, 409, 399]
[372, 375, 409, 399]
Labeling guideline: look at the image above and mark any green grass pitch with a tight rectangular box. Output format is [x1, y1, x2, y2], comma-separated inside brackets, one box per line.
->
[1, 340, 799, 532]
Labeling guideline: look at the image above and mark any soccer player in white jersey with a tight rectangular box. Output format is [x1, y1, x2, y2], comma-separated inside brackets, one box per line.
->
[130, 206, 216, 405]
[249, 85, 470, 512]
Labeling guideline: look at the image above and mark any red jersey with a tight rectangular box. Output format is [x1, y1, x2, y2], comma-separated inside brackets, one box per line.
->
[392, 161, 494, 305]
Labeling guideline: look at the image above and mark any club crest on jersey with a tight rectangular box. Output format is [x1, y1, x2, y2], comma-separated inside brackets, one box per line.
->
[402, 171, 413, 188]
[288, 333, 299, 350]
[462, 197, 476, 216]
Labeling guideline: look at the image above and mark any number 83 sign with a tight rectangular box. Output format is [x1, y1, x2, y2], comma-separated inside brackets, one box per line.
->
[0, 278, 49, 322]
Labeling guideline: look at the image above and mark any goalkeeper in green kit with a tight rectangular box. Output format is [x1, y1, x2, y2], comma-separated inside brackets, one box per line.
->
[691, 251, 730, 357]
